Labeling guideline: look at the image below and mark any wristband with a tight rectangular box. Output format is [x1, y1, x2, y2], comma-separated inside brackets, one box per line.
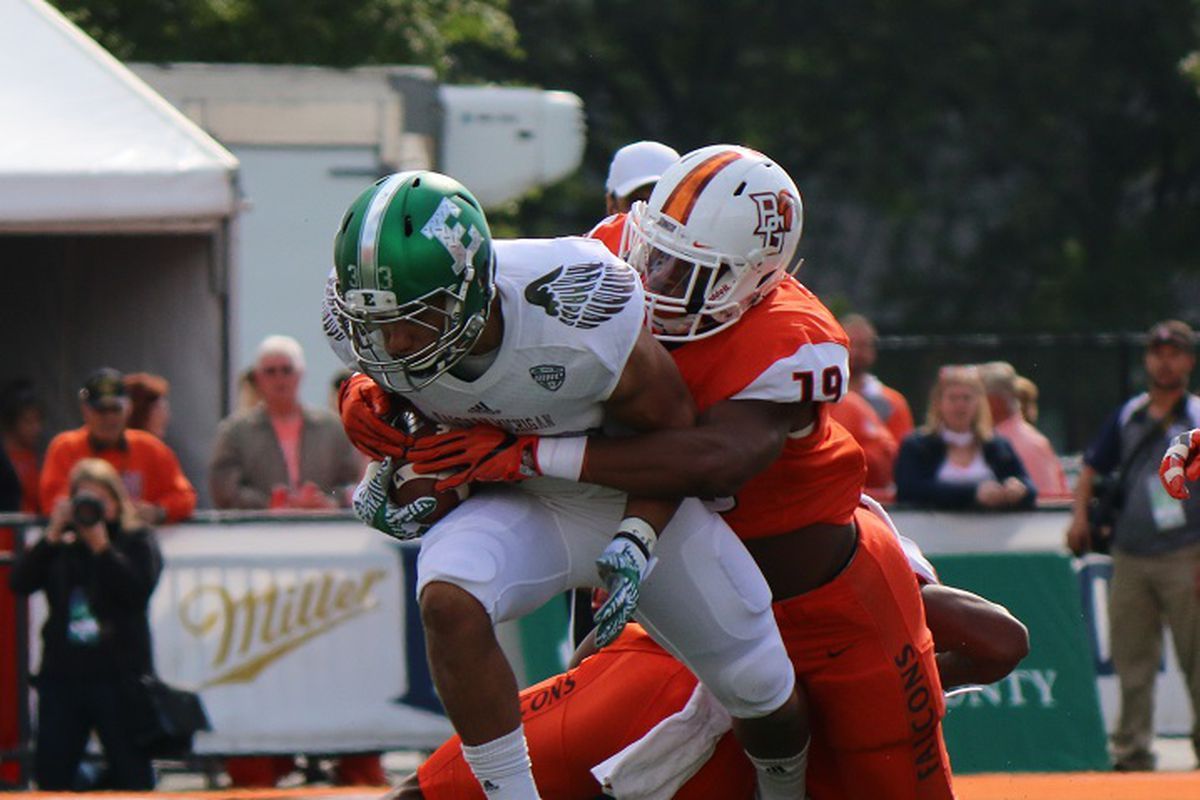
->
[536, 436, 588, 481]
[615, 516, 658, 559]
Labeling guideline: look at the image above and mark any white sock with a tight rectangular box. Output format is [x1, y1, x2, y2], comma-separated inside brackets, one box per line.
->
[460, 726, 541, 799]
[747, 741, 809, 800]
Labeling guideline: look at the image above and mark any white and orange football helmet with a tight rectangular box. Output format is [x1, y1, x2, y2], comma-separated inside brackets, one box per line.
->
[625, 144, 803, 341]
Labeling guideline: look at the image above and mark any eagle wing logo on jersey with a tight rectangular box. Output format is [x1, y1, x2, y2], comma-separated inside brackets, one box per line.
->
[524, 262, 636, 329]
[750, 190, 798, 252]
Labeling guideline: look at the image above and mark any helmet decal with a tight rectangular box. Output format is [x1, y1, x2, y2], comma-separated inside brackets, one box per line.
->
[421, 197, 485, 276]
[750, 189, 799, 252]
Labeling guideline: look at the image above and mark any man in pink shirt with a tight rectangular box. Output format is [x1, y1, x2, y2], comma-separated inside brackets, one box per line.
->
[978, 361, 1071, 501]
[209, 335, 363, 510]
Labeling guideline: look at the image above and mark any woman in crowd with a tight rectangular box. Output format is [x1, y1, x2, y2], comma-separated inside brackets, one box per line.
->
[895, 364, 1037, 510]
[124, 373, 170, 440]
[9, 458, 162, 790]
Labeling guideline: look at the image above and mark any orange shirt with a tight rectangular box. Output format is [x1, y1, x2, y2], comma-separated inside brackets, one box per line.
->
[586, 213, 627, 258]
[671, 278, 866, 538]
[858, 374, 915, 444]
[39, 427, 196, 523]
[829, 391, 898, 492]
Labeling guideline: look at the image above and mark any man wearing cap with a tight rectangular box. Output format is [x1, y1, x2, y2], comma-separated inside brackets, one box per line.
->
[39, 368, 196, 524]
[589, 141, 680, 255]
[1067, 320, 1200, 771]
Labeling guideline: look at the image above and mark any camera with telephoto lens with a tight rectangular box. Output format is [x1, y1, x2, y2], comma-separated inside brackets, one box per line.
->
[71, 492, 106, 528]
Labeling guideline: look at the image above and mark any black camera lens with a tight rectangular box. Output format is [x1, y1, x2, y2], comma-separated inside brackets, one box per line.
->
[71, 494, 106, 528]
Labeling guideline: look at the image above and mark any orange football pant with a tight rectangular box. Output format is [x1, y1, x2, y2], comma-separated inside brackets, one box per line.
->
[418, 506, 954, 800]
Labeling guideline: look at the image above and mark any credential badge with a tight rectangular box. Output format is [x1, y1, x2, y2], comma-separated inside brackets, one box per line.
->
[530, 364, 566, 392]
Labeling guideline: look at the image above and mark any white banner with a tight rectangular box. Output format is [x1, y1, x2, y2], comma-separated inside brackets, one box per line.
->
[151, 520, 452, 754]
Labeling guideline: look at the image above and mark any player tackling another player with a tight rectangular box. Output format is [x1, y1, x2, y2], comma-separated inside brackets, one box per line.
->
[324, 171, 808, 799]
[334, 146, 969, 798]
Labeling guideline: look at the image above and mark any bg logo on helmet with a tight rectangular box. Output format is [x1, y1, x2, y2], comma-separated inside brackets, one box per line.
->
[750, 190, 798, 252]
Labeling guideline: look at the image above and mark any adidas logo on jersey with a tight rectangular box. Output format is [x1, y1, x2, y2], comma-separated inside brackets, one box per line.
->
[467, 400, 501, 415]
[481, 779, 501, 792]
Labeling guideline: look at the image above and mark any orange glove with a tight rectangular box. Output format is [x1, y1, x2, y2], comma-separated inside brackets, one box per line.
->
[1160, 428, 1200, 500]
[408, 425, 540, 491]
[337, 373, 413, 461]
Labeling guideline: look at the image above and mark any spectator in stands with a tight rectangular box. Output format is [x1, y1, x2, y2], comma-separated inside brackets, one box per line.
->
[40, 369, 195, 525]
[895, 365, 1036, 510]
[1014, 374, 1040, 425]
[10, 458, 161, 790]
[124, 373, 170, 441]
[210, 335, 362, 511]
[842, 313, 915, 445]
[1066, 319, 1200, 771]
[978, 361, 1070, 500]
[1, 380, 44, 514]
[829, 389, 898, 500]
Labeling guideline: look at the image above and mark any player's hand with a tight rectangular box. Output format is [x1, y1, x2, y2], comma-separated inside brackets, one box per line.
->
[408, 425, 540, 491]
[593, 522, 657, 648]
[1160, 429, 1200, 500]
[351, 458, 435, 541]
[338, 373, 413, 461]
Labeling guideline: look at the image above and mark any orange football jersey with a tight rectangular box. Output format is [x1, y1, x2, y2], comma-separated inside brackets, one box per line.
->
[671, 278, 866, 538]
[585, 213, 628, 259]
[585, 217, 867, 539]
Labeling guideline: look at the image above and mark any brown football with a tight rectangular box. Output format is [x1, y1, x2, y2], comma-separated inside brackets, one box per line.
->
[388, 403, 468, 524]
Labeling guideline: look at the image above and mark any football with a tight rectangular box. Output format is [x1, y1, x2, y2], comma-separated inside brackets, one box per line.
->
[389, 403, 469, 524]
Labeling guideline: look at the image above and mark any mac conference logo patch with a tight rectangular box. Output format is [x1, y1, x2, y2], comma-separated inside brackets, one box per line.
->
[530, 364, 566, 391]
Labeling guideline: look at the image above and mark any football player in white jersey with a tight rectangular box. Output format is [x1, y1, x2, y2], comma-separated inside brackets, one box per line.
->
[324, 172, 807, 800]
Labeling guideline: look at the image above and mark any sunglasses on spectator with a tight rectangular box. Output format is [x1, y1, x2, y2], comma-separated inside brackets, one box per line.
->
[258, 365, 295, 376]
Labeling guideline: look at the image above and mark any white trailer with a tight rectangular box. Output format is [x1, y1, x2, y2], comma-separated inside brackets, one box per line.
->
[133, 63, 586, 408]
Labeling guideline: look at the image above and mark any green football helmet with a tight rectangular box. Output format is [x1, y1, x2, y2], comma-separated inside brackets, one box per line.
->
[332, 171, 496, 391]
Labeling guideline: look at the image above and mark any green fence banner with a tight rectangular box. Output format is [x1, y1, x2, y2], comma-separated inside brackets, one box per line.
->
[930, 552, 1109, 773]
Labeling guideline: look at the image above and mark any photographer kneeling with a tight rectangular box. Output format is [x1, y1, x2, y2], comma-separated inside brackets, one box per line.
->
[10, 458, 162, 790]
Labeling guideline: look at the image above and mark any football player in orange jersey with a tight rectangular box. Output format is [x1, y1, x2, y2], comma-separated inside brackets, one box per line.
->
[385, 518, 1028, 800]
[400, 145, 958, 798]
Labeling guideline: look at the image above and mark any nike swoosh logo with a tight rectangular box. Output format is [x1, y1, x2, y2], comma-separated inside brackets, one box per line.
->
[826, 644, 853, 658]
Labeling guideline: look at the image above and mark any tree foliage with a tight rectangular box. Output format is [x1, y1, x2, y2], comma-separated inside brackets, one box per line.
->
[51, 0, 519, 75]
[51, 0, 1200, 332]
[489, 1, 1200, 332]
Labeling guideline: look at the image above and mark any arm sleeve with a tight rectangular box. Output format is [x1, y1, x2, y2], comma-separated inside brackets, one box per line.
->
[94, 529, 162, 609]
[894, 436, 980, 510]
[150, 443, 196, 522]
[208, 420, 270, 510]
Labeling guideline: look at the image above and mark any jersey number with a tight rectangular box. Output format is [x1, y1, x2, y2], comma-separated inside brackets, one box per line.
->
[792, 367, 843, 402]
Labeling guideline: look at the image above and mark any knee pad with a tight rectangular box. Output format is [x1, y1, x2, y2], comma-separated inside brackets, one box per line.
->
[713, 637, 796, 718]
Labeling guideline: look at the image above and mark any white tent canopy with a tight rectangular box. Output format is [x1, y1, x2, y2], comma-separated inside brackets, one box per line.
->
[0, 0, 237, 228]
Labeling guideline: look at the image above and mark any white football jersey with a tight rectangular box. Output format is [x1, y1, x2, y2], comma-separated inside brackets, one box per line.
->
[325, 236, 646, 492]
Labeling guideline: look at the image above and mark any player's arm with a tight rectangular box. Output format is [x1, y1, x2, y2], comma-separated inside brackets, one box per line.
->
[921, 583, 1030, 688]
[589, 327, 697, 645]
[410, 390, 811, 499]
[582, 397, 810, 499]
